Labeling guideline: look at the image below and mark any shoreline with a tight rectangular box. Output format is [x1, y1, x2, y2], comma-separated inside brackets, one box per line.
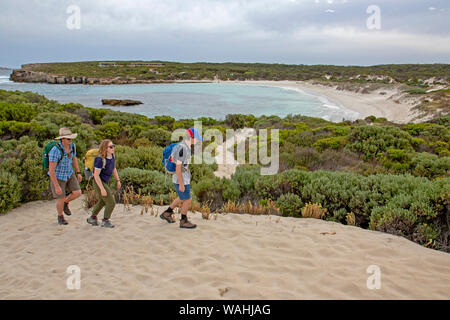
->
[228, 80, 419, 124]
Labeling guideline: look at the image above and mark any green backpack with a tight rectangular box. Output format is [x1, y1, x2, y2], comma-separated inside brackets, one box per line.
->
[42, 141, 75, 171]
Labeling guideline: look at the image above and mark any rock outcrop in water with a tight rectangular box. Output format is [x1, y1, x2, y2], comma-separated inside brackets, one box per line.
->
[102, 99, 143, 106]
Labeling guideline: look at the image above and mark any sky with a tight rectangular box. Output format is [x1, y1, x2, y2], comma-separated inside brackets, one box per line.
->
[1, 0, 449, 68]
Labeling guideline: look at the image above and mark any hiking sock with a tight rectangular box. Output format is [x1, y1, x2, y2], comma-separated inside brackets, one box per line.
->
[181, 214, 187, 221]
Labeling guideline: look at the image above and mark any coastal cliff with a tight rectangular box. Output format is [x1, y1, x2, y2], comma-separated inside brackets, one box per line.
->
[9, 69, 204, 85]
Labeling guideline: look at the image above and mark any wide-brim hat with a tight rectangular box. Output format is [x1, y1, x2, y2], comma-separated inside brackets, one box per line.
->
[55, 128, 78, 140]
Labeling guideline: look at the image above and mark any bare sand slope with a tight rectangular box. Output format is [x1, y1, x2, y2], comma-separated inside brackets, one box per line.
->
[0, 196, 449, 300]
[233, 80, 420, 124]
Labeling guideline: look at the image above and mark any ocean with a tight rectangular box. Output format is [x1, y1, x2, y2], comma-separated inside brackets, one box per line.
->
[0, 69, 359, 122]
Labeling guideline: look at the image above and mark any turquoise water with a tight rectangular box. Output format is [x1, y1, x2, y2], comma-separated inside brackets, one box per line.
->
[0, 69, 359, 122]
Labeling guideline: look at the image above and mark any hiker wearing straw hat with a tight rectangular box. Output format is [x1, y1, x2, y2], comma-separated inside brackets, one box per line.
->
[47, 128, 82, 225]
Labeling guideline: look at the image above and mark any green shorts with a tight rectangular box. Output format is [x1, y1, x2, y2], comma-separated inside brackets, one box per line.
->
[50, 173, 80, 199]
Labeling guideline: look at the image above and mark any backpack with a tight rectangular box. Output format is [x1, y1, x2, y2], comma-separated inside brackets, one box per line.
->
[83, 149, 107, 181]
[42, 141, 75, 171]
[162, 142, 179, 174]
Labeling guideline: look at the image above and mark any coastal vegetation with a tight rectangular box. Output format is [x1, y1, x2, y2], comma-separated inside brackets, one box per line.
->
[16, 61, 449, 84]
[0, 89, 449, 252]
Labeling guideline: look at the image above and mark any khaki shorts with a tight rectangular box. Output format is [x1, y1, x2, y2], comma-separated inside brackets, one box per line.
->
[50, 173, 81, 199]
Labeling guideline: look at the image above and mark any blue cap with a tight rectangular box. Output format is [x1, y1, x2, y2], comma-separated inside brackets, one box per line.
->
[187, 128, 203, 141]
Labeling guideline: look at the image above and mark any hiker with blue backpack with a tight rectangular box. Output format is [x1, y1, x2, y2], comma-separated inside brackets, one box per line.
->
[160, 128, 203, 229]
[45, 128, 82, 225]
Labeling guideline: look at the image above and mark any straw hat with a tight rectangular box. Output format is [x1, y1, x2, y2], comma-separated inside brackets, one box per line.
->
[55, 128, 78, 140]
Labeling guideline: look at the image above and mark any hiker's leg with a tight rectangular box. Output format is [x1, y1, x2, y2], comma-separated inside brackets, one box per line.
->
[180, 198, 192, 215]
[102, 183, 116, 220]
[91, 180, 105, 217]
[64, 190, 82, 203]
[64, 173, 81, 203]
[169, 197, 182, 210]
[56, 198, 65, 216]
[51, 179, 66, 216]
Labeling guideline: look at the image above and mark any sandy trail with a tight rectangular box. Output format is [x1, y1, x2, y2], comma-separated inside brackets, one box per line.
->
[214, 128, 256, 179]
[0, 196, 449, 300]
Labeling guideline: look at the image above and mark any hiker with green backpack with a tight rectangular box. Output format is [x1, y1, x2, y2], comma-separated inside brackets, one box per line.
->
[44, 128, 82, 225]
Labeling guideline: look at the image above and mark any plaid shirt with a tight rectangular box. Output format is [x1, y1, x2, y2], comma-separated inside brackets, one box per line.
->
[48, 141, 76, 181]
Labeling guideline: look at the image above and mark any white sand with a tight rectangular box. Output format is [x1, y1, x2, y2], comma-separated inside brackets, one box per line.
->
[230, 80, 420, 124]
[1, 196, 449, 300]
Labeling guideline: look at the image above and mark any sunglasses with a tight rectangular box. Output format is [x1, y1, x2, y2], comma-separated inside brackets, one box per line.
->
[108, 145, 115, 149]
[64, 138, 72, 141]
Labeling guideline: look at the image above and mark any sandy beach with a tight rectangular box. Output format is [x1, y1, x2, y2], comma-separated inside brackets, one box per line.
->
[0, 196, 449, 300]
[232, 80, 420, 124]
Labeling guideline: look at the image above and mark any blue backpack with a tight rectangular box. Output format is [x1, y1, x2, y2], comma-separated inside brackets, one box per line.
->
[162, 142, 179, 173]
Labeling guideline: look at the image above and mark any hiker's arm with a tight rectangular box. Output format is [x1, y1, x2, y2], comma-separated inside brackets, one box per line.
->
[72, 156, 82, 182]
[113, 167, 121, 190]
[176, 161, 184, 191]
[49, 162, 62, 195]
[93, 168, 107, 196]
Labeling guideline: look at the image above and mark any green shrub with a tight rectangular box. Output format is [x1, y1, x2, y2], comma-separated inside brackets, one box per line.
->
[432, 141, 450, 157]
[102, 111, 149, 127]
[348, 125, 414, 160]
[0, 121, 32, 138]
[87, 107, 108, 124]
[190, 163, 216, 184]
[0, 136, 50, 202]
[276, 193, 303, 217]
[192, 177, 240, 211]
[98, 122, 122, 140]
[370, 206, 418, 233]
[115, 145, 164, 172]
[154, 115, 175, 130]
[0, 170, 22, 214]
[313, 136, 347, 151]
[133, 138, 153, 148]
[118, 167, 174, 196]
[410, 153, 450, 179]
[173, 119, 195, 130]
[402, 123, 434, 136]
[231, 165, 261, 197]
[140, 128, 172, 147]
[0, 102, 37, 122]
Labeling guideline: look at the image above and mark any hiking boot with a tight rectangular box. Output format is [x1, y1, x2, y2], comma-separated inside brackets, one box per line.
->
[180, 218, 196, 229]
[101, 219, 115, 228]
[160, 210, 176, 223]
[58, 215, 68, 225]
[86, 215, 98, 226]
[63, 202, 72, 216]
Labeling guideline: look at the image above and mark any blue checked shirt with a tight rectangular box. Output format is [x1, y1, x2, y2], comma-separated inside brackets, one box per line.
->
[48, 141, 76, 181]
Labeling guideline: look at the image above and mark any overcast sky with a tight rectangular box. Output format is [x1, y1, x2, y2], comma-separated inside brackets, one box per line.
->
[1, 0, 449, 68]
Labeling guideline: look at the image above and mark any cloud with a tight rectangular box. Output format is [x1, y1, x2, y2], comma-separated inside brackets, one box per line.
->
[0, 0, 449, 66]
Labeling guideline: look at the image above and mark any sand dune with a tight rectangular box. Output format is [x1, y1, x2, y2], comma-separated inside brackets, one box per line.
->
[0, 196, 449, 300]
